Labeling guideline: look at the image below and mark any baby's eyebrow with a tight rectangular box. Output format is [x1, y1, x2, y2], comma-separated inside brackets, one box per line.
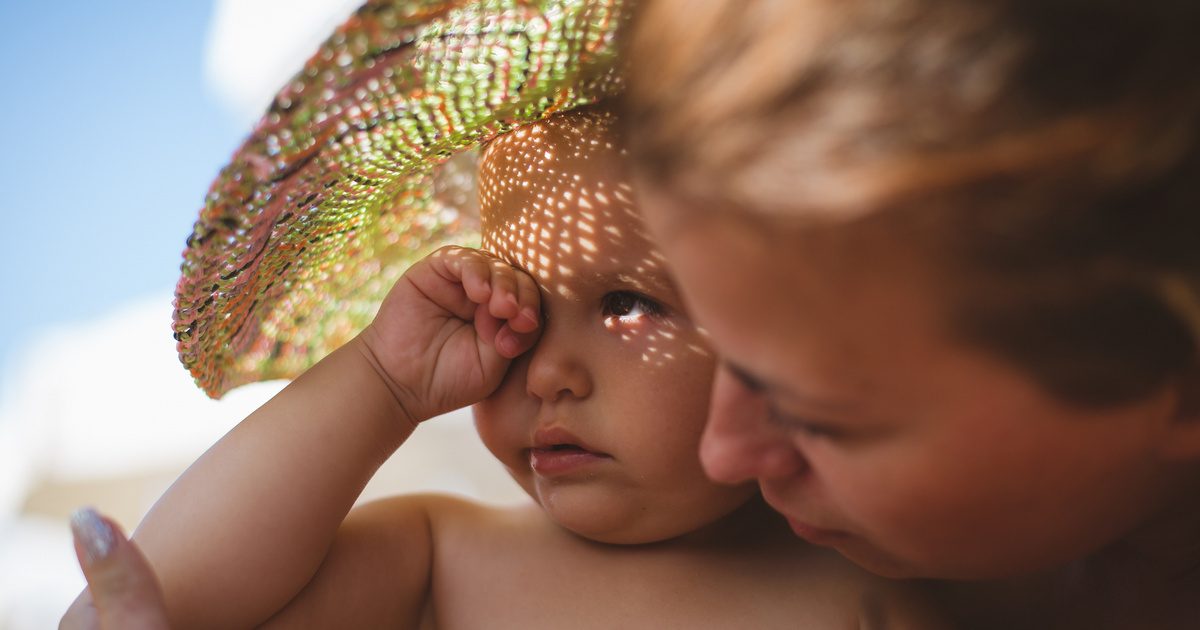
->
[581, 267, 678, 297]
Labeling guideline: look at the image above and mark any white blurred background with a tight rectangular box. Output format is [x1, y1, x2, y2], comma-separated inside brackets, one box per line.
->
[0, 2, 524, 627]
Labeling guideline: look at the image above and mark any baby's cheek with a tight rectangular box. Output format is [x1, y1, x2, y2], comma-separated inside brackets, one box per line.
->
[471, 400, 505, 449]
[606, 321, 714, 371]
[471, 391, 525, 460]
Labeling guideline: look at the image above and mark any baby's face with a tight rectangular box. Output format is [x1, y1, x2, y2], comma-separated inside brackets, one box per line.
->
[471, 109, 757, 544]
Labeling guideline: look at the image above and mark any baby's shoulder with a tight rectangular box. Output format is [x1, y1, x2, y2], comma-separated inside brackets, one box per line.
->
[264, 494, 519, 626]
[349, 492, 541, 549]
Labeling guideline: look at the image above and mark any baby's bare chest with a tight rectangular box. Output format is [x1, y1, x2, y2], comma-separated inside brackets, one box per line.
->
[427, 533, 855, 629]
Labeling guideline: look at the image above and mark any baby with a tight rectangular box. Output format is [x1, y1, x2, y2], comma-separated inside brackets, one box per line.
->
[95, 106, 943, 628]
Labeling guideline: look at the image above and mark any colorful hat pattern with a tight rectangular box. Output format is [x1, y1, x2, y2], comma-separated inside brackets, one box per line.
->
[174, 0, 628, 397]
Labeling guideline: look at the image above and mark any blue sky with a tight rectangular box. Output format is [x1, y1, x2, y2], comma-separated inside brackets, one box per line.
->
[0, 2, 244, 391]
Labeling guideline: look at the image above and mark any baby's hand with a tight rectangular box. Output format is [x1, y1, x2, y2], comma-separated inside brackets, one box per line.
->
[359, 246, 541, 425]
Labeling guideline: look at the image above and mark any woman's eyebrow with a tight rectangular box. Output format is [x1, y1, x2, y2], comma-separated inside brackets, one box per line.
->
[725, 361, 772, 394]
[724, 360, 859, 413]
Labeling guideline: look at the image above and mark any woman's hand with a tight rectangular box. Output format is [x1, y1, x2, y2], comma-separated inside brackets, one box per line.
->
[60, 508, 169, 630]
[359, 245, 542, 425]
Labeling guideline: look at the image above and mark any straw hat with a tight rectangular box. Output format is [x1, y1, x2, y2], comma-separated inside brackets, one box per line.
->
[174, 0, 628, 397]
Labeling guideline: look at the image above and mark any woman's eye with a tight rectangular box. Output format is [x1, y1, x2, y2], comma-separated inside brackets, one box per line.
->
[768, 405, 844, 440]
[601, 291, 665, 322]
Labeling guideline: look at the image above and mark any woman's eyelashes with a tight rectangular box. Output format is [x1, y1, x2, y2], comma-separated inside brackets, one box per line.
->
[768, 405, 845, 440]
[601, 290, 667, 324]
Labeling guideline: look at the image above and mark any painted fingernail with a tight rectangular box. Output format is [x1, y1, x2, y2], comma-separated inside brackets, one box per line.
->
[70, 506, 117, 564]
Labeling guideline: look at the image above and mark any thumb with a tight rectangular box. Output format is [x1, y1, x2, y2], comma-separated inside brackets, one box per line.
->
[67, 507, 170, 630]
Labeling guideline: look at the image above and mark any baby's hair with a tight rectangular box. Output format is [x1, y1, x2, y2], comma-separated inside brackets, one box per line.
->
[621, 0, 1200, 407]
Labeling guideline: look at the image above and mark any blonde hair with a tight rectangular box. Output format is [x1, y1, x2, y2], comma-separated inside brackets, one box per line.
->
[621, 0, 1200, 405]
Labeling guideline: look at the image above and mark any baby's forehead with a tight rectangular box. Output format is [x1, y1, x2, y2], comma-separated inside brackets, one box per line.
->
[479, 107, 623, 201]
[479, 108, 638, 238]
[477, 108, 666, 294]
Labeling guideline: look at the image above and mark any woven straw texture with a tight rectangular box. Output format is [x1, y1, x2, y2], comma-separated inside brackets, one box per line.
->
[174, 0, 628, 397]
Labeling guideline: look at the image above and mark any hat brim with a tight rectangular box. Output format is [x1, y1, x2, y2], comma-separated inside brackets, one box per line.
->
[173, 0, 628, 398]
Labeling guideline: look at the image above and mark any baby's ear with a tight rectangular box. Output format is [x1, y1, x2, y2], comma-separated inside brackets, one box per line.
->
[1156, 366, 1200, 461]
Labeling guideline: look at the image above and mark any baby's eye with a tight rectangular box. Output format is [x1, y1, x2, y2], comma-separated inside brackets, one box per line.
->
[601, 291, 666, 323]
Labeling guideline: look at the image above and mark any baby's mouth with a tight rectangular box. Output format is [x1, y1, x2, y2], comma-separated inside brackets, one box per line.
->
[528, 443, 610, 458]
[528, 427, 614, 477]
[526, 437, 612, 476]
[531, 426, 608, 457]
[543, 443, 588, 453]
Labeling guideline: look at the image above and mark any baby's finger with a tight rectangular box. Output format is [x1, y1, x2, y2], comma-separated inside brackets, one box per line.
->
[474, 302, 503, 351]
[485, 259, 522, 321]
[508, 269, 541, 334]
[455, 252, 495, 306]
[494, 321, 542, 358]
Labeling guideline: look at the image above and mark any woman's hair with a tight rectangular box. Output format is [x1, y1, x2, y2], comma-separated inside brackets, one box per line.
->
[620, 0, 1200, 407]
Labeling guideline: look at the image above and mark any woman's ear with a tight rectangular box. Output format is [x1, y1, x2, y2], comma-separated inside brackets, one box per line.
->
[1156, 366, 1200, 461]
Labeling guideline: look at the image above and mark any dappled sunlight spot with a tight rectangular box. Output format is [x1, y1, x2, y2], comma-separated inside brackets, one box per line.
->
[629, 324, 710, 369]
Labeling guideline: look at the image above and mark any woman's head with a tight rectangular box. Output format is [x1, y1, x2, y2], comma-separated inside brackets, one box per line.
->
[620, 0, 1200, 576]
[471, 105, 759, 545]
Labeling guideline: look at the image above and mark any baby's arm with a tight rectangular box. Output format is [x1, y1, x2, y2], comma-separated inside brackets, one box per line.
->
[257, 495, 443, 628]
[125, 246, 541, 629]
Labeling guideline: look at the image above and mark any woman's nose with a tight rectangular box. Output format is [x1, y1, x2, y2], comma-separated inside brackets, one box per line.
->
[523, 318, 592, 402]
[700, 366, 807, 484]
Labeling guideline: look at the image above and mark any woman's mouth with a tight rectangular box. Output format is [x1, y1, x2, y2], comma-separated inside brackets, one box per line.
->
[760, 487, 851, 546]
[784, 517, 851, 546]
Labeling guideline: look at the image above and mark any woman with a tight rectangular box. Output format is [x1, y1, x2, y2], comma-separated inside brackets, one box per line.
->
[620, 0, 1199, 627]
[67, 0, 1200, 627]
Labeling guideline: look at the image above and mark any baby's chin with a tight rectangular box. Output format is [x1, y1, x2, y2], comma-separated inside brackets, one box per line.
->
[524, 482, 759, 546]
